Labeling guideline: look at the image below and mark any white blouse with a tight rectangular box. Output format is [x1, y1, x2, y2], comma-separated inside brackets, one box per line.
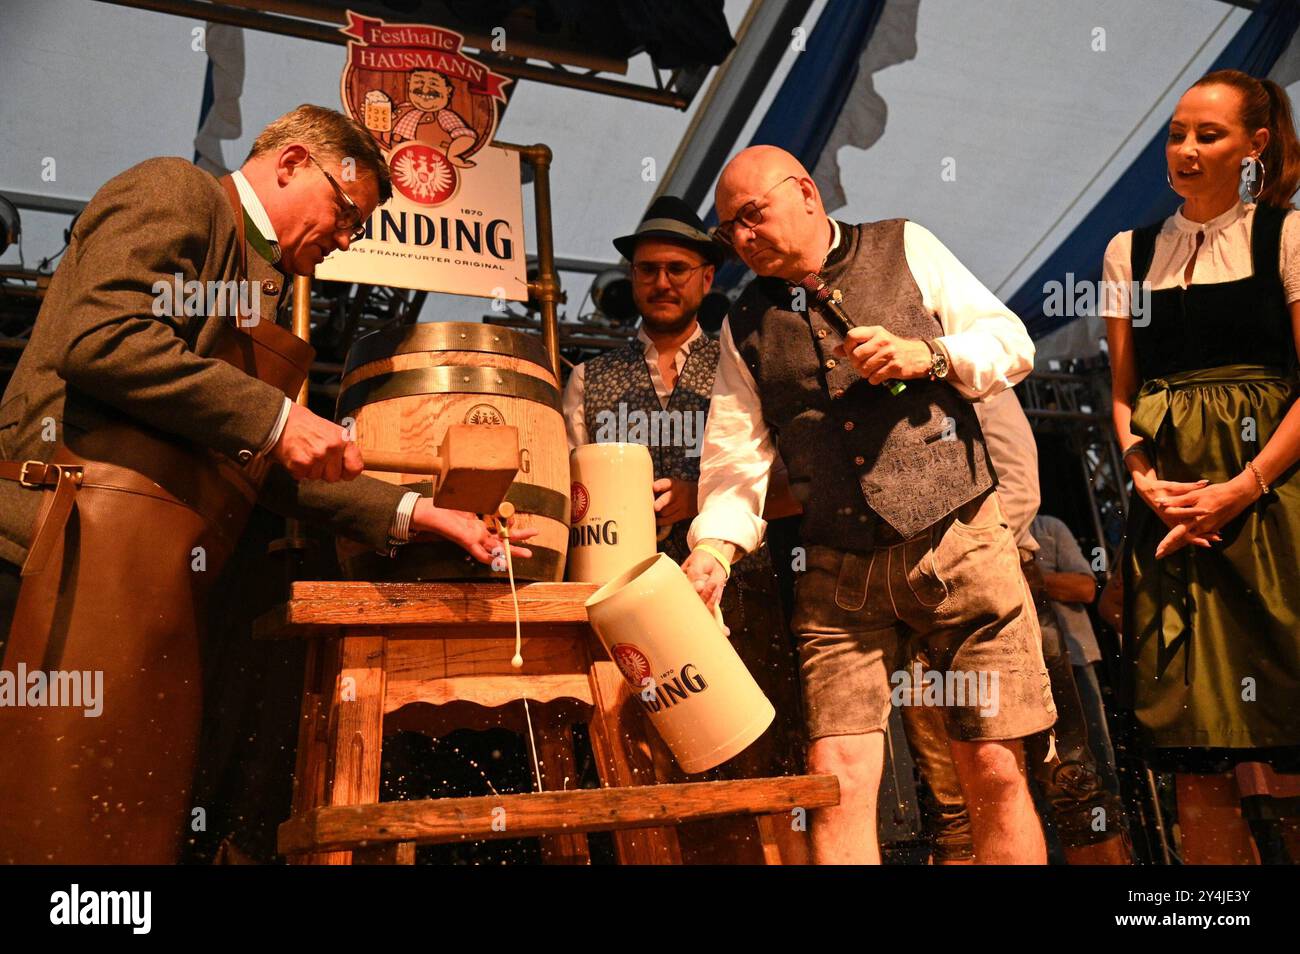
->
[1101, 200, 1300, 317]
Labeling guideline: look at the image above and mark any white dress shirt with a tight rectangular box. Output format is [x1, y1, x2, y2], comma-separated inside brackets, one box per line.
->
[231, 171, 295, 459]
[231, 170, 281, 262]
[1101, 199, 1300, 315]
[688, 219, 1036, 555]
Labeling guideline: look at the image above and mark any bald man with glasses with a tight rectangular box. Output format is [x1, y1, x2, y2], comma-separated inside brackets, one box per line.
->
[682, 145, 1056, 865]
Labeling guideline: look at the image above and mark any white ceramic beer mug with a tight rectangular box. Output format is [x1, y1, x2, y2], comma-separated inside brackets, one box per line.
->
[585, 552, 775, 774]
[567, 443, 657, 584]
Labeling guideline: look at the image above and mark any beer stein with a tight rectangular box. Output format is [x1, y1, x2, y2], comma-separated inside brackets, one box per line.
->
[567, 442, 657, 584]
[586, 553, 775, 773]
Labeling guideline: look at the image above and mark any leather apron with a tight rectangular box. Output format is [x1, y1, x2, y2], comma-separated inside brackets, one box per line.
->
[0, 177, 313, 864]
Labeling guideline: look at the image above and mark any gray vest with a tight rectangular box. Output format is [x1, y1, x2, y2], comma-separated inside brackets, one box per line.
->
[729, 219, 995, 550]
[581, 334, 774, 579]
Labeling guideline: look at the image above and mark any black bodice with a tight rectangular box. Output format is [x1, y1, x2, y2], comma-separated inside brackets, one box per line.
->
[1128, 203, 1295, 381]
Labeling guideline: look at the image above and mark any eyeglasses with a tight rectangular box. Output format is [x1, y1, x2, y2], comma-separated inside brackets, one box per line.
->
[630, 261, 709, 285]
[306, 152, 368, 243]
[713, 175, 799, 248]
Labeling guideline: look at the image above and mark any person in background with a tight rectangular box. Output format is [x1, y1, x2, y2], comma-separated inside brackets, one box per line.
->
[1031, 511, 1125, 836]
[900, 390, 1130, 864]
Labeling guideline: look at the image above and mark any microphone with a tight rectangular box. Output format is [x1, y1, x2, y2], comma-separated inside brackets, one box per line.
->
[800, 274, 906, 395]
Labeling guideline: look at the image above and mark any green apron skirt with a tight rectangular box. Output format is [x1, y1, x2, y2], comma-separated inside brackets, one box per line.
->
[1124, 364, 1300, 769]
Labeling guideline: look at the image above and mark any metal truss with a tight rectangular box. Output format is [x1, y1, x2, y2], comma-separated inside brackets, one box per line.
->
[1019, 359, 1129, 571]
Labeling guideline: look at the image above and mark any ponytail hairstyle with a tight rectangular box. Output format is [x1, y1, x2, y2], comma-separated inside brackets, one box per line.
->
[1192, 69, 1300, 208]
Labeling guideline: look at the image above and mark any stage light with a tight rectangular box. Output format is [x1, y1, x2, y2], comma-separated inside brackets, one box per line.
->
[0, 196, 20, 257]
[591, 268, 638, 324]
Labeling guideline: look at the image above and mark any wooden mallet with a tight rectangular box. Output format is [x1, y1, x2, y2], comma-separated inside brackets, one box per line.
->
[362, 424, 521, 514]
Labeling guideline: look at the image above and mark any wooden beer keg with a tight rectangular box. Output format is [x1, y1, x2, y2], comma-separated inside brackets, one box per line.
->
[335, 322, 569, 581]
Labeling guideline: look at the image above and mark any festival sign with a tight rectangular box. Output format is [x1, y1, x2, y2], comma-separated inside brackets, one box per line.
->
[315, 11, 527, 301]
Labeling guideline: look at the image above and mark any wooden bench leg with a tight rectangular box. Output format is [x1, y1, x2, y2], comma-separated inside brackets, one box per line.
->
[287, 640, 336, 865]
[286, 634, 389, 865]
[756, 814, 785, 865]
[534, 705, 591, 865]
[756, 812, 811, 865]
[354, 841, 416, 865]
[585, 658, 681, 864]
[326, 635, 388, 865]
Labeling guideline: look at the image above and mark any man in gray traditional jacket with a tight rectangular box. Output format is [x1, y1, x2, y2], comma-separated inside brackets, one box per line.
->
[0, 105, 528, 863]
[683, 145, 1055, 864]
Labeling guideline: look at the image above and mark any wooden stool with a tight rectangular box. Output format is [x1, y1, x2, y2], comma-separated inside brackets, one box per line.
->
[255, 581, 837, 864]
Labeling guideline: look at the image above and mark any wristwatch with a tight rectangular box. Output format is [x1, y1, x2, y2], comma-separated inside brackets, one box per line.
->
[924, 339, 950, 381]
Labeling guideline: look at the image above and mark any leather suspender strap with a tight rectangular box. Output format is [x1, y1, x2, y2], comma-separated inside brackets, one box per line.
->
[0, 461, 84, 576]
[0, 460, 68, 487]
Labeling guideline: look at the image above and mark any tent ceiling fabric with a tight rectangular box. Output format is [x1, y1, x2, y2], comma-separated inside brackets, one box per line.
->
[822, 0, 1250, 300]
[812, 0, 918, 214]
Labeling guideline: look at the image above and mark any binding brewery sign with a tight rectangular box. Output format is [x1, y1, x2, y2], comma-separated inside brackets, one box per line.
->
[315, 11, 527, 300]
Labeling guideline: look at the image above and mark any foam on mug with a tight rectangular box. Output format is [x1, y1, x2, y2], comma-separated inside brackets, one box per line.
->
[363, 90, 392, 132]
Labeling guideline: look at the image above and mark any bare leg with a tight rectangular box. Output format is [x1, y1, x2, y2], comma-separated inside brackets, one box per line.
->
[1176, 773, 1259, 864]
[806, 731, 885, 864]
[949, 738, 1047, 864]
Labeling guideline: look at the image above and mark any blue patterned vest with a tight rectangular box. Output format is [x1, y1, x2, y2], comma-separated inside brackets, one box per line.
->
[581, 333, 774, 582]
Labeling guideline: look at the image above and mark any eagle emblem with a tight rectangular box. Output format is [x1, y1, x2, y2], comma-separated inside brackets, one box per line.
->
[389, 141, 457, 206]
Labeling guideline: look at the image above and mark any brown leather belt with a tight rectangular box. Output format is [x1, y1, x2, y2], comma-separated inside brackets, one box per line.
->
[0, 460, 84, 577]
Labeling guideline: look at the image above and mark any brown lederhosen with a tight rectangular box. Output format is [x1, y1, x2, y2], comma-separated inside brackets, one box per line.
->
[0, 177, 312, 864]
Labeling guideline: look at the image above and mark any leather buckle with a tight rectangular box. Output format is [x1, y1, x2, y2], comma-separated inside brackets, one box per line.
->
[18, 459, 45, 488]
[17, 460, 83, 489]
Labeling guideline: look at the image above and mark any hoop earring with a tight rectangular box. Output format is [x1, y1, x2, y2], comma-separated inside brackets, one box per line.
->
[1167, 169, 1174, 190]
[1245, 155, 1266, 201]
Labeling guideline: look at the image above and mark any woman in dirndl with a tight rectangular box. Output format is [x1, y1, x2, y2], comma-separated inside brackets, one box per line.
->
[1104, 69, 1300, 863]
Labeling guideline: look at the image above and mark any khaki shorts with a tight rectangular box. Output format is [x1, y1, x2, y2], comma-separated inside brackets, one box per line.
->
[791, 490, 1056, 743]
